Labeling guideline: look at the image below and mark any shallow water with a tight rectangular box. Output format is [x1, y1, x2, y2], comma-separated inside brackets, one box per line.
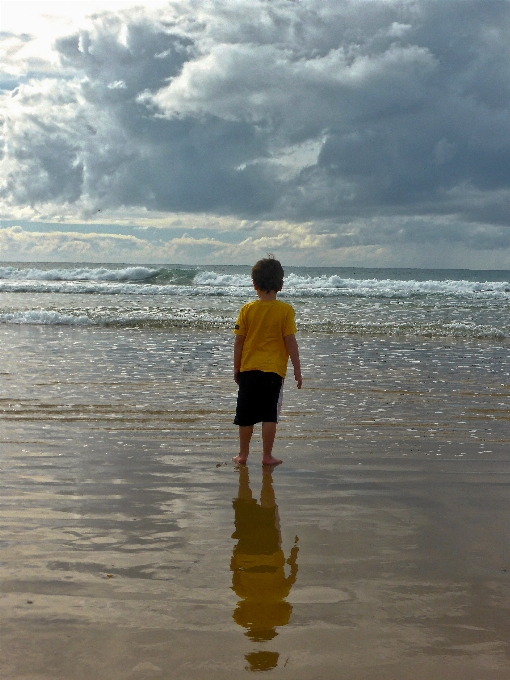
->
[1, 326, 510, 678]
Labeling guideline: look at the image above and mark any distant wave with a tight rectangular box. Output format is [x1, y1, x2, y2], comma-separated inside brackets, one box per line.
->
[0, 265, 508, 298]
[193, 271, 510, 297]
[0, 265, 197, 284]
[0, 281, 199, 295]
[193, 271, 253, 287]
[0, 310, 91, 325]
[0, 265, 160, 281]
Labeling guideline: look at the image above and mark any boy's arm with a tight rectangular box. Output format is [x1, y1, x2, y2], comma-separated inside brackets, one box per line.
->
[233, 334, 245, 384]
[284, 334, 302, 388]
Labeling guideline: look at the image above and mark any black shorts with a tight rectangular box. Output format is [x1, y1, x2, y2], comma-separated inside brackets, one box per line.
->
[234, 370, 283, 426]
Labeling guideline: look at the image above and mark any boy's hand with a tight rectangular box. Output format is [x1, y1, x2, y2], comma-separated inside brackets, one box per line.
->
[284, 334, 302, 388]
[233, 336, 245, 386]
[294, 369, 302, 389]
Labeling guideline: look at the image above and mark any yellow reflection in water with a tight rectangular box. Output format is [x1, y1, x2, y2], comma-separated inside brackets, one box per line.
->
[231, 466, 299, 672]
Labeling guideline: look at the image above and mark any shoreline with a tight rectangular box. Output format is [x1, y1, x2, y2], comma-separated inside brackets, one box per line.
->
[1, 325, 509, 678]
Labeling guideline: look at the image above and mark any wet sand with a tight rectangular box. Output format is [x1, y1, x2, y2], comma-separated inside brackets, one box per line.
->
[1, 326, 510, 679]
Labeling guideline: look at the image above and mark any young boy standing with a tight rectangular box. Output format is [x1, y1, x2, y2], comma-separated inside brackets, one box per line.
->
[232, 257, 302, 466]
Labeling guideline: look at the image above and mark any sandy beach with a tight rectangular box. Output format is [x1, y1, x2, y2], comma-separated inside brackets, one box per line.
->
[1, 325, 510, 679]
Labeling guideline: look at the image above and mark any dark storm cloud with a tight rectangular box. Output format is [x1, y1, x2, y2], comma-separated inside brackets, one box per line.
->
[2, 0, 510, 242]
[324, 217, 510, 251]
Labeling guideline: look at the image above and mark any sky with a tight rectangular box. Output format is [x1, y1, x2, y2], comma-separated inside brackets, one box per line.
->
[1, 0, 510, 268]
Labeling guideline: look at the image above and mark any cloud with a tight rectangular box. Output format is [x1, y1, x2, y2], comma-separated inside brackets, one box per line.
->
[2, 217, 509, 269]
[1, 0, 510, 266]
[0, 223, 330, 264]
[0, 225, 146, 261]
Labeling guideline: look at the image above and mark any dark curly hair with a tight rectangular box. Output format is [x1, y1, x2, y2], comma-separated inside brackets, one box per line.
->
[251, 256, 284, 293]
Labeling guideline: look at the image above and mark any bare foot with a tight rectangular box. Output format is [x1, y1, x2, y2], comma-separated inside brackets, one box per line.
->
[262, 456, 282, 466]
[232, 455, 248, 465]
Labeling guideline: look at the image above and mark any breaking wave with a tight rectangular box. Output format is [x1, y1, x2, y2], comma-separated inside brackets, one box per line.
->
[0, 266, 508, 299]
[0, 266, 197, 285]
[193, 271, 510, 298]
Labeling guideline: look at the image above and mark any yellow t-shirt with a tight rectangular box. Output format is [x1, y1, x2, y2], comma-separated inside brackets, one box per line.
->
[233, 300, 297, 378]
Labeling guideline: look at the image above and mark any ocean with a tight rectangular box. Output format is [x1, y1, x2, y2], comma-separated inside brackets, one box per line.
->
[2, 262, 510, 678]
[1, 261, 508, 451]
[0, 262, 509, 337]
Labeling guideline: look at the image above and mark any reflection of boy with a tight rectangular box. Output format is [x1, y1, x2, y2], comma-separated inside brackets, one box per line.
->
[232, 257, 302, 466]
[230, 467, 299, 645]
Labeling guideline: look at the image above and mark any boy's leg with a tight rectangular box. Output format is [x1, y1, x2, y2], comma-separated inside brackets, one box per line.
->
[261, 422, 282, 466]
[232, 425, 253, 464]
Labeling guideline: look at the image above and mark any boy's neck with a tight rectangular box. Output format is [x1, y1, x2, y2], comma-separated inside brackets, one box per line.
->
[255, 288, 278, 301]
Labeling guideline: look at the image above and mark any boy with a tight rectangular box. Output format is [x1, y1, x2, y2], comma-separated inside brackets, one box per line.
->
[232, 257, 302, 466]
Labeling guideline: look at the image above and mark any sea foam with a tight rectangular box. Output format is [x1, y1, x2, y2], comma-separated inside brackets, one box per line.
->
[0, 265, 508, 298]
[0, 307, 504, 338]
[193, 271, 510, 298]
[0, 310, 91, 325]
[0, 266, 161, 282]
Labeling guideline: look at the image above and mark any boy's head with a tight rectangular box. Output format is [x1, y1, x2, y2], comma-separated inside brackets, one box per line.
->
[251, 256, 284, 293]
